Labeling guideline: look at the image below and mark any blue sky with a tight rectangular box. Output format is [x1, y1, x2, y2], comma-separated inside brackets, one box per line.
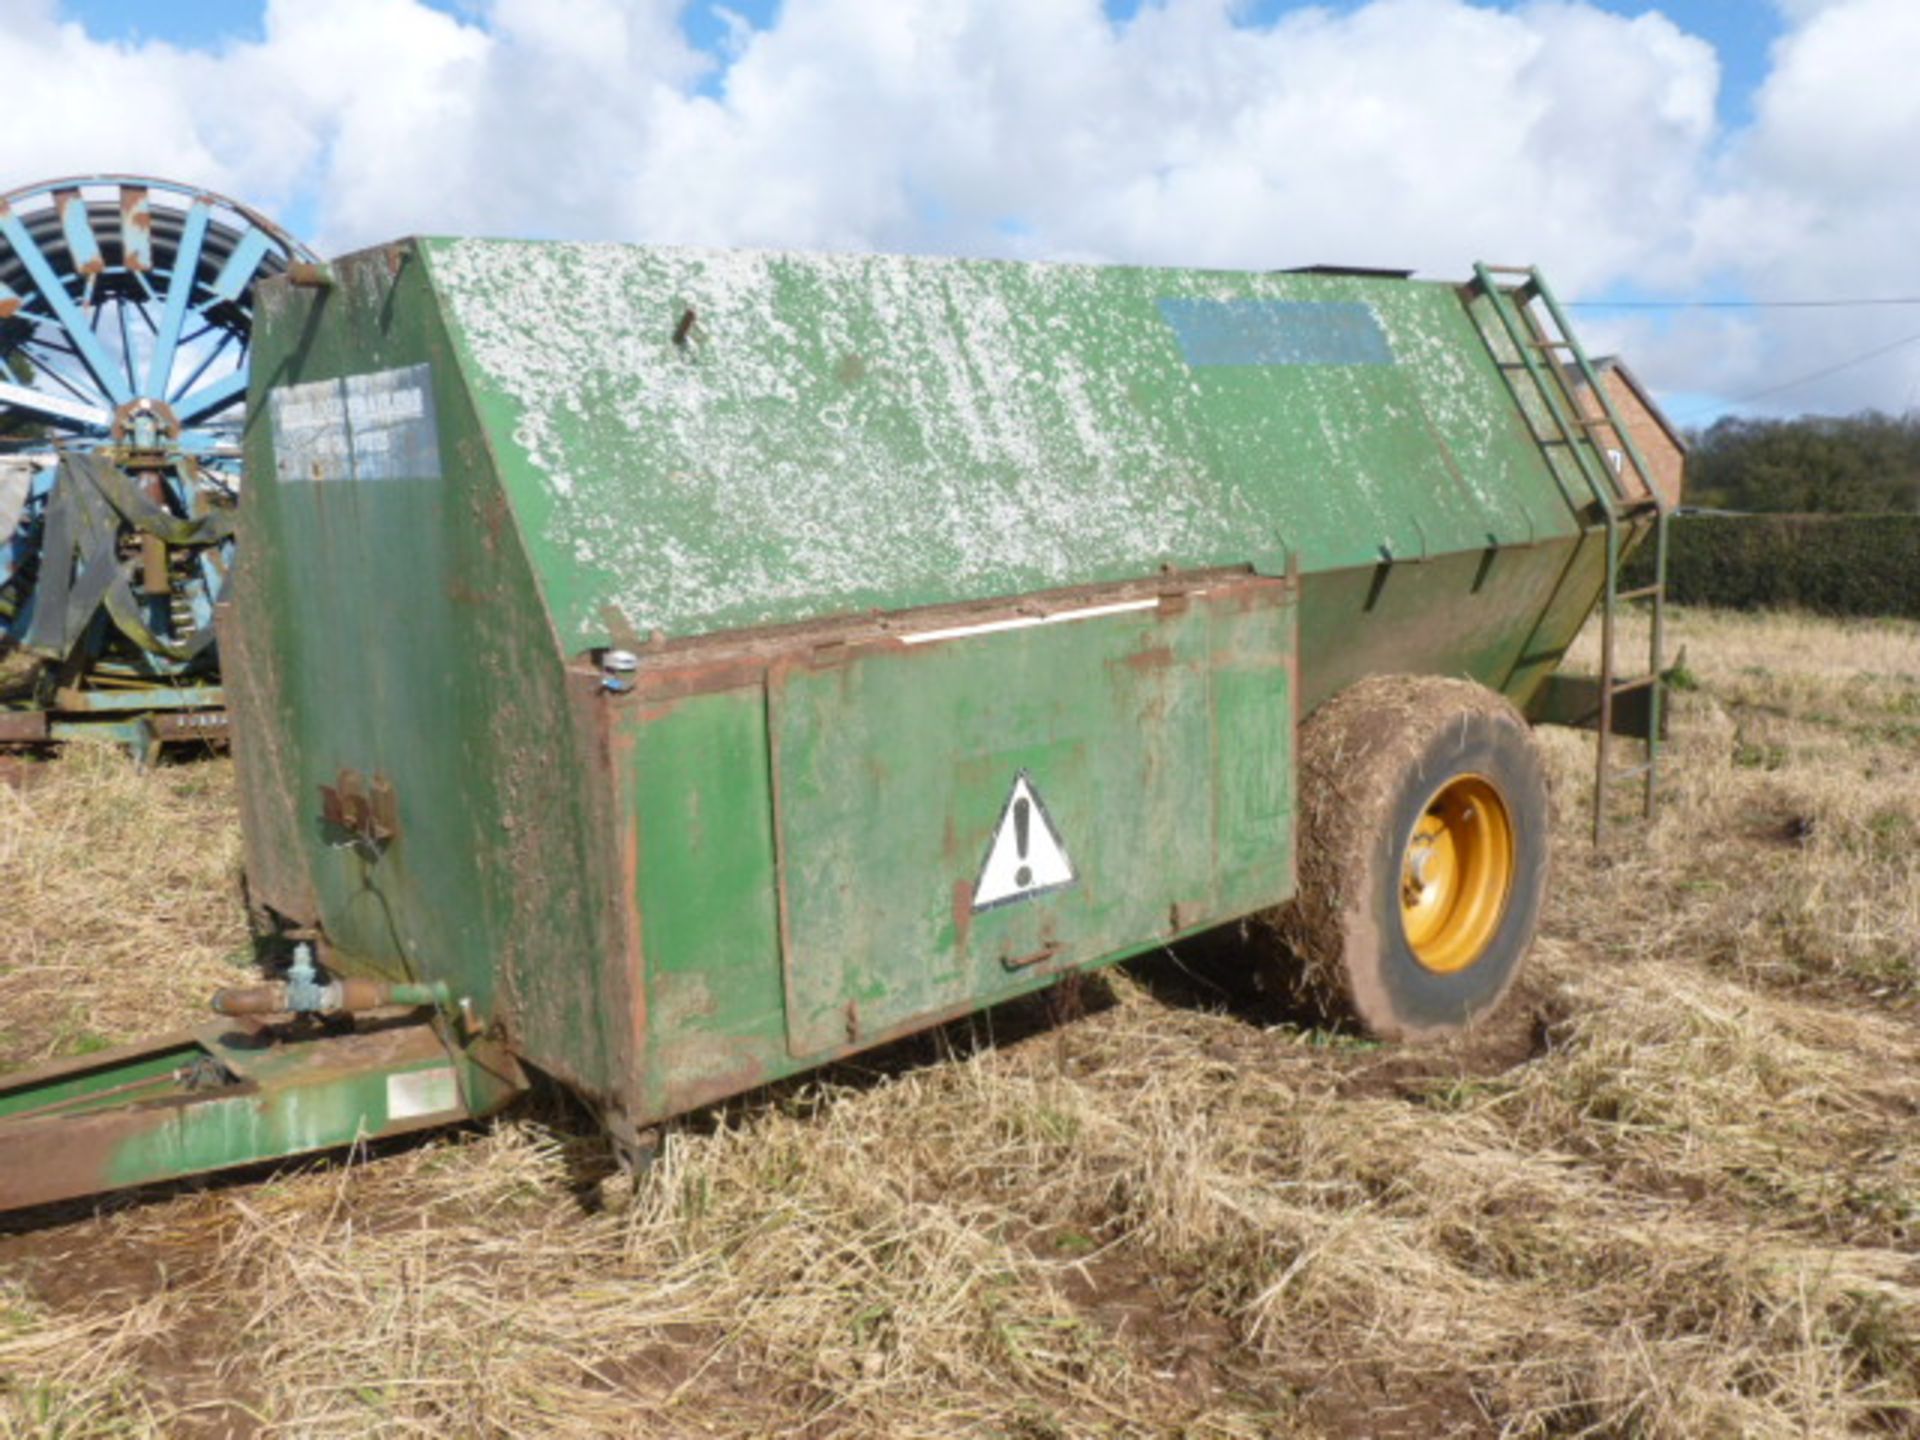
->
[23, 0, 1920, 420]
[64, 0, 1782, 126]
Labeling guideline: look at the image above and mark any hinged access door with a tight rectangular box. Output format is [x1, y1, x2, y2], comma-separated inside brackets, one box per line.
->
[769, 572, 1296, 1058]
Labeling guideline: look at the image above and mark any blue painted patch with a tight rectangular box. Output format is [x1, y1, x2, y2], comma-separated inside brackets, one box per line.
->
[1158, 299, 1394, 368]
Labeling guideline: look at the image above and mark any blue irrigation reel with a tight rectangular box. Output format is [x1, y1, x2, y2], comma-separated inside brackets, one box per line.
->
[0, 176, 314, 755]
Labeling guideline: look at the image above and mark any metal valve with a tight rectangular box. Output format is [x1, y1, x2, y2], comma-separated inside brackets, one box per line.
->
[600, 649, 640, 694]
[211, 942, 452, 1018]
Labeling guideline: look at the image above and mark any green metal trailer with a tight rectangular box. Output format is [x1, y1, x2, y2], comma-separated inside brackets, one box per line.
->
[0, 241, 1669, 1210]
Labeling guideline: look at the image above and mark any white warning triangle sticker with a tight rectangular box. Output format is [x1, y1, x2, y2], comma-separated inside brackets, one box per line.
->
[972, 770, 1076, 911]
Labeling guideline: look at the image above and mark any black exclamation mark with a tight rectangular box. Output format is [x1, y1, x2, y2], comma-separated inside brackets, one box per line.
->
[1014, 797, 1032, 889]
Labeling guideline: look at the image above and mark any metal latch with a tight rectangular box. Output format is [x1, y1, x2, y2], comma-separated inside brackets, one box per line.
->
[319, 768, 400, 846]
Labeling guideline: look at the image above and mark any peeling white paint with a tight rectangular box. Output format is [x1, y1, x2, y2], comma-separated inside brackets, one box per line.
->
[431, 239, 1252, 640]
[426, 239, 1570, 641]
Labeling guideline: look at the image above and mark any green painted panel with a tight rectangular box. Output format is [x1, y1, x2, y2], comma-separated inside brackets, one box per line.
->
[1212, 644, 1295, 911]
[768, 582, 1294, 1056]
[420, 241, 1583, 647]
[239, 252, 638, 1105]
[102, 1026, 470, 1197]
[0, 1023, 508, 1211]
[628, 687, 787, 1118]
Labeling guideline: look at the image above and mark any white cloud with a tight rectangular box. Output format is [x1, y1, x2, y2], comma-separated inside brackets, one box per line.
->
[0, 1, 227, 185]
[1644, 0, 1920, 416]
[2, 0, 1916, 417]
[206, 0, 491, 236]
[617, 0, 1721, 292]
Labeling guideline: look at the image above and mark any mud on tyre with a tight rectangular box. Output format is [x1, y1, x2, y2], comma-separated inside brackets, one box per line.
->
[1272, 674, 1551, 1040]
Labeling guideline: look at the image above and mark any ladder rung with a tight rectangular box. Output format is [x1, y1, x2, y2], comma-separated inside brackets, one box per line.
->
[1615, 583, 1663, 602]
[1577, 415, 1617, 429]
[1605, 761, 1655, 783]
[1530, 339, 1576, 350]
[1608, 674, 1659, 696]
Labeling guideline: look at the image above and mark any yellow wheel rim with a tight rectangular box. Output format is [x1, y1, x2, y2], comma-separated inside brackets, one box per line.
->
[1399, 774, 1515, 975]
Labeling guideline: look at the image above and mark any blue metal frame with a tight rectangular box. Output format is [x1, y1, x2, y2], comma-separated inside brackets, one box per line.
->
[0, 175, 313, 738]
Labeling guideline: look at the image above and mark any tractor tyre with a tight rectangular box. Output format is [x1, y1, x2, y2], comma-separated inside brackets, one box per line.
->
[1273, 674, 1551, 1040]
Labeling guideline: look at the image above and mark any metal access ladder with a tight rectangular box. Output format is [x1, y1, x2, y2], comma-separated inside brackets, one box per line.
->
[1471, 263, 1673, 844]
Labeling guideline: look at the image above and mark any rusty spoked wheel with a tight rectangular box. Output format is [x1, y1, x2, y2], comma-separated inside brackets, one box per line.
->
[1274, 675, 1549, 1040]
[1399, 773, 1515, 975]
[0, 175, 314, 679]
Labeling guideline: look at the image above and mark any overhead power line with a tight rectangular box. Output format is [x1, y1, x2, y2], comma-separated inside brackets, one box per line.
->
[1569, 296, 1920, 310]
[1724, 328, 1920, 405]
[1670, 327, 1920, 420]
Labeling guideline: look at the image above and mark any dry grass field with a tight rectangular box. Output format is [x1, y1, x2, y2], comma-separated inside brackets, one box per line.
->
[1, 604, 1917, 1438]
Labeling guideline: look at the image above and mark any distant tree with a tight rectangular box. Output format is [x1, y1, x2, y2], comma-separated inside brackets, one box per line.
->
[1684, 412, 1920, 514]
